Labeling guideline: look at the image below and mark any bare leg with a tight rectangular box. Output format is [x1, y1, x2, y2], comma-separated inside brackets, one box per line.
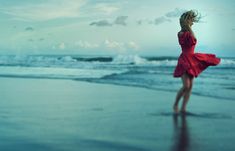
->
[173, 87, 185, 113]
[173, 75, 188, 113]
[181, 75, 194, 113]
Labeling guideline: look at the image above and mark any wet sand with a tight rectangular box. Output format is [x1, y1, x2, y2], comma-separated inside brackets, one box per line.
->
[0, 77, 234, 151]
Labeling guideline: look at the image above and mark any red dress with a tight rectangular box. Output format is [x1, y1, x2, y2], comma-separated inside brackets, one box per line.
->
[173, 31, 220, 77]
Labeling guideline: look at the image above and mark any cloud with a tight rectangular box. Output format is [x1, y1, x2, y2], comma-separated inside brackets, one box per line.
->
[90, 16, 128, 27]
[136, 8, 186, 26]
[104, 40, 125, 50]
[114, 16, 128, 26]
[0, 0, 86, 21]
[94, 3, 120, 14]
[104, 40, 139, 51]
[136, 19, 153, 25]
[59, 42, 65, 50]
[25, 27, 34, 31]
[90, 20, 112, 27]
[165, 8, 186, 18]
[154, 17, 171, 25]
[75, 41, 99, 48]
[128, 41, 139, 50]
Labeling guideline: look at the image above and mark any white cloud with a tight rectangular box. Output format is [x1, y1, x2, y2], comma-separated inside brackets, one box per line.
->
[94, 3, 120, 15]
[104, 40, 139, 51]
[128, 41, 139, 50]
[59, 42, 65, 49]
[104, 40, 125, 50]
[75, 41, 99, 48]
[0, 0, 86, 21]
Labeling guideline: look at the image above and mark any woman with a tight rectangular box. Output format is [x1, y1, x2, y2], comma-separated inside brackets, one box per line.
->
[173, 10, 220, 113]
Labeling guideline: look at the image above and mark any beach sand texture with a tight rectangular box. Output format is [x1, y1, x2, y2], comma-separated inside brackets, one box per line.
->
[0, 77, 234, 151]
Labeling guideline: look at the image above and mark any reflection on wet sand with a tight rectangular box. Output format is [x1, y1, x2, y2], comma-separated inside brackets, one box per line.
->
[172, 114, 190, 151]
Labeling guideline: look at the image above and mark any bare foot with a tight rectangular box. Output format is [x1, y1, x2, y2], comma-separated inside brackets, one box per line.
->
[173, 105, 179, 113]
[180, 109, 187, 114]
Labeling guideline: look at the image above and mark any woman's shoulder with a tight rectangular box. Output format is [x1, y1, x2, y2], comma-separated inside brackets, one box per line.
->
[177, 31, 190, 37]
[177, 31, 196, 40]
[177, 31, 196, 45]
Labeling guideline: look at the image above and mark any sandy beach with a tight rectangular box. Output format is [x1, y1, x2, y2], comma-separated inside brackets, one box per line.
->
[0, 77, 234, 151]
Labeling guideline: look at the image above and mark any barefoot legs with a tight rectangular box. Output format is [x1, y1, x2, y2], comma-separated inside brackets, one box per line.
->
[174, 73, 193, 113]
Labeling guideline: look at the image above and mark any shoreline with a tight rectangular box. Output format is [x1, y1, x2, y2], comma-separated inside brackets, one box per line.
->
[0, 75, 231, 101]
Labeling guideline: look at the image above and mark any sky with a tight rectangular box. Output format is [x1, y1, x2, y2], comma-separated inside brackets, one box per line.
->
[0, 0, 234, 57]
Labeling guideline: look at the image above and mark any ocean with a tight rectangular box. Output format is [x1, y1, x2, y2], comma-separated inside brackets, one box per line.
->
[0, 55, 234, 101]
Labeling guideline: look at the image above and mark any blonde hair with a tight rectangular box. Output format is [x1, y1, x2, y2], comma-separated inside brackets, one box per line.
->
[180, 10, 201, 31]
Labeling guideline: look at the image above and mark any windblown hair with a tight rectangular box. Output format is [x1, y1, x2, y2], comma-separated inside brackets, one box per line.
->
[180, 10, 201, 31]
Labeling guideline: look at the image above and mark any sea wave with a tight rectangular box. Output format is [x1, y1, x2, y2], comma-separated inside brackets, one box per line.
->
[0, 66, 126, 79]
[0, 55, 234, 101]
[0, 55, 234, 68]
